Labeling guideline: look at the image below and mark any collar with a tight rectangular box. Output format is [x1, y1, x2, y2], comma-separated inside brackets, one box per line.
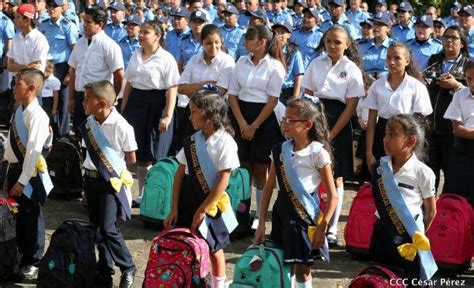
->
[222, 23, 239, 30]
[459, 86, 474, 99]
[50, 15, 64, 26]
[96, 107, 119, 126]
[301, 25, 320, 34]
[385, 153, 418, 176]
[198, 49, 224, 65]
[292, 140, 324, 157]
[19, 28, 37, 39]
[322, 54, 347, 67]
[245, 53, 271, 66]
[383, 73, 408, 90]
[371, 36, 391, 48]
[398, 21, 414, 30]
[89, 30, 106, 42]
[206, 129, 226, 146]
[23, 97, 41, 115]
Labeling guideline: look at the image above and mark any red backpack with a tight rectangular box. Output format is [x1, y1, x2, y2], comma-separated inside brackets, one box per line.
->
[143, 228, 210, 288]
[426, 193, 473, 271]
[349, 265, 406, 288]
[344, 183, 378, 255]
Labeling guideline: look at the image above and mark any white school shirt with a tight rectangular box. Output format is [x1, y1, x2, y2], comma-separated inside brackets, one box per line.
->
[125, 47, 180, 90]
[444, 87, 474, 128]
[270, 141, 331, 194]
[382, 154, 436, 217]
[301, 54, 365, 103]
[6, 29, 49, 72]
[179, 50, 235, 90]
[364, 74, 433, 119]
[68, 30, 124, 92]
[4, 97, 50, 186]
[41, 75, 61, 98]
[83, 108, 138, 171]
[227, 54, 285, 103]
[176, 129, 240, 175]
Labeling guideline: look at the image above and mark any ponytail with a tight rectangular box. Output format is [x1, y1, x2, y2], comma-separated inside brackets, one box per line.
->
[246, 25, 286, 69]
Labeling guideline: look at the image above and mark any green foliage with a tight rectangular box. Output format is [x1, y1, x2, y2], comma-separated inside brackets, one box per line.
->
[386, 0, 471, 17]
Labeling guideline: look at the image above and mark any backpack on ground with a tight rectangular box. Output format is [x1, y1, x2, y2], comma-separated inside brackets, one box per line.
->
[0, 198, 18, 280]
[46, 136, 83, 197]
[226, 167, 252, 238]
[349, 264, 406, 288]
[143, 228, 210, 288]
[344, 183, 377, 256]
[37, 220, 96, 288]
[230, 241, 291, 288]
[140, 157, 179, 228]
[426, 193, 473, 272]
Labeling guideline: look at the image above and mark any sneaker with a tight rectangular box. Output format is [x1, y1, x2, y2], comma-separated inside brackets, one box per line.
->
[119, 266, 137, 288]
[326, 233, 338, 247]
[20, 265, 38, 280]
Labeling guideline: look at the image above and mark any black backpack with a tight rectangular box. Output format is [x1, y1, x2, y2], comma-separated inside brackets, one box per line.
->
[47, 136, 83, 197]
[37, 220, 96, 288]
[0, 203, 18, 280]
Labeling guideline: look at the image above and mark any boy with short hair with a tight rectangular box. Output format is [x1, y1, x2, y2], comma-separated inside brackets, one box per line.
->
[2, 68, 51, 280]
[80, 80, 137, 288]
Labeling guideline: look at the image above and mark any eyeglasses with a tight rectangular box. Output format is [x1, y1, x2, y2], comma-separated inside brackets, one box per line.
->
[442, 35, 460, 41]
[282, 117, 307, 124]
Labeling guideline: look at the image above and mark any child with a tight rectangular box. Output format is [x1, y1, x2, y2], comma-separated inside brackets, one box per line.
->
[254, 98, 338, 288]
[80, 80, 138, 288]
[2, 68, 51, 280]
[164, 88, 240, 288]
[370, 114, 437, 286]
[41, 61, 60, 138]
[365, 42, 432, 166]
[443, 60, 474, 205]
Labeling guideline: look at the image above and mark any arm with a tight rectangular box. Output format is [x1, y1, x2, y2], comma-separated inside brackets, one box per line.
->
[1, 39, 12, 69]
[365, 109, 378, 165]
[125, 151, 136, 166]
[177, 59, 184, 74]
[158, 85, 178, 133]
[422, 196, 436, 232]
[120, 81, 133, 113]
[329, 97, 358, 140]
[177, 81, 216, 96]
[229, 94, 248, 132]
[451, 120, 474, 140]
[7, 57, 32, 73]
[292, 74, 303, 98]
[164, 164, 186, 228]
[68, 67, 76, 113]
[244, 96, 279, 140]
[112, 68, 124, 95]
[52, 90, 59, 117]
[304, 88, 314, 96]
[254, 162, 276, 243]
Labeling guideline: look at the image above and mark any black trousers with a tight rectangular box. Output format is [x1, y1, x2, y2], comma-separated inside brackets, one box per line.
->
[427, 133, 453, 191]
[84, 174, 134, 274]
[72, 91, 86, 138]
[53, 62, 70, 137]
[7, 165, 45, 268]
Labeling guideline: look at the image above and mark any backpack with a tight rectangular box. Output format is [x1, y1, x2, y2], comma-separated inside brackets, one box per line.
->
[46, 136, 83, 197]
[140, 157, 179, 228]
[230, 242, 291, 288]
[426, 193, 473, 272]
[37, 220, 96, 288]
[349, 264, 406, 288]
[0, 134, 7, 185]
[0, 199, 18, 279]
[226, 167, 252, 238]
[344, 183, 377, 256]
[143, 228, 210, 288]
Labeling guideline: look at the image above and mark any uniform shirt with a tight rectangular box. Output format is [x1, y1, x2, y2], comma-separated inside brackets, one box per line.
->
[407, 38, 443, 70]
[466, 27, 474, 58]
[310, 6, 331, 22]
[42, 74, 61, 98]
[360, 37, 393, 76]
[345, 8, 370, 34]
[382, 154, 436, 217]
[125, 46, 180, 90]
[179, 50, 235, 90]
[40, 16, 79, 64]
[179, 33, 203, 67]
[176, 129, 240, 175]
[4, 97, 50, 186]
[37, 11, 50, 24]
[301, 54, 365, 103]
[7, 29, 50, 72]
[391, 22, 415, 42]
[118, 36, 140, 69]
[320, 18, 360, 40]
[270, 141, 331, 194]
[83, 108, 138, 171]
[68, 30, 123, 92]
[364, 74, 433, 119]
[220, 24, 246, 60]
[204, 4, 218, 23]
[282, 45, 304, 89]
[235, 34, 248, 60]
[292, 13, 303, 29]
[0, 12, 14, 60]
[213, 17, 225, 27]
[64, 10, 80, 28]
[444, 87, 474, 128]
[443, 16, 459, 28]
[267, 9, 293, 27]
[165, 26, 191, 61]
[228, 53, 286, 103]
[238, 11, 250, 28]
[104, 22, 127, 43]
[290, 25, 324, 69]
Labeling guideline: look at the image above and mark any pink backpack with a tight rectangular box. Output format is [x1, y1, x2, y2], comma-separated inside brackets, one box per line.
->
[344, 183, 378, 255]
[426, 194, 473, 271]
[349, 265, 406, 288]
[143, 228, 210, 288]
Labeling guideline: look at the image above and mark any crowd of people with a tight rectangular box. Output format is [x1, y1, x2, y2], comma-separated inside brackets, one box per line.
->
[1, 0, 474, 287]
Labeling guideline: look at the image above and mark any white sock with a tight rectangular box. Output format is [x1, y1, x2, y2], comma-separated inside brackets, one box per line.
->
[291, 275, 297, 288]
[135, 165, 150, 203]
[211, 275, 226, 288]
[255, 188, 263, 217]
[296, 278, 312, 288]
[328, 185, 344, 235]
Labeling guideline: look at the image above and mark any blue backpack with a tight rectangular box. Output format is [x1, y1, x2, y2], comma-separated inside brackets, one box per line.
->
[226, 167, 252, 237]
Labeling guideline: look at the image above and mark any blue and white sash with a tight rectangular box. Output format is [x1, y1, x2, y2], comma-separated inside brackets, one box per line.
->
[80, 116, 132, 221]
[273, 140, 329, 261]
[374, 158, 437, 280]
[9, 106, 53, 204]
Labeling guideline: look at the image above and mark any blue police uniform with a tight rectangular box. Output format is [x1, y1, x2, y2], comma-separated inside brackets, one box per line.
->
[37, 12, 50, 25]
[407, 38, 443, 70]
[267, 10, 293, 27]
[165, 26, 191, 61]
[283, 7, 295, 17]
[467, 27, 474, 58]
[40, 16, 79, 64]
[104, 22, 127, 43]
[238, 11, 250, 27]
[320, 18, 360, 40]
[312, 6, 331, 22]
[345, 8, 369, 34]
[292, 13, 303, 29]
[235, 34, 248, 59]
[143, 7, 155, 21]
[220, 24, 246, 60]
[360, 37, 393, 77]
[442, 16, 459, 28]
[179, 33, 203, 66]
[119, 36, 140, 69]
[64, 9, 80, 27]
[282, 45, 304, 89]
[0, 11, 14, 61]
[290, 25, 324, 69]
[213, 17, 225, 27]
[204, 4, 218, 23]
[391, 22, 415, 42]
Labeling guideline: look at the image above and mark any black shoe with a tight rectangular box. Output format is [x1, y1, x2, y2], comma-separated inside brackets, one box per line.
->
[95, 273, 113, 288]
[119, 266, 136, 288]
[131, 200, 140, 208]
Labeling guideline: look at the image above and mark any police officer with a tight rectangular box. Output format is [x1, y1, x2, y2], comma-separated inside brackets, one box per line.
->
[36, 0, 50, 24]
[165, 7, 190, 61]
[433, 18, 446, 40]
[291, 0, 304, 29]
[290, 7, 323, 69]
[407, 15, 442, 70]
[236, 8, 267, 59]
[213, 3, 226, 27]
[179, 9, 206, 70]
[105, 1, 127, 42]
[133, 0, 154, 21]
[220, 3, 245, 60]
[320, 0, 360, 40]
[0, 2, 14, 72]
[62, 0, 80, 28]
[345, 0, 370, 35]
[41, 0, 79, 137]
[306, 0, 330, 22]
[239, 0, 259, 27]
[443, 2, 462, 28]
[119, 15, 142, 68]
[203, 0, 218, 23]
[391, 1, 415, 42]
[357, 19, 373, 48]
[458, 6, 474, 58]
[267, 0, 293, 27]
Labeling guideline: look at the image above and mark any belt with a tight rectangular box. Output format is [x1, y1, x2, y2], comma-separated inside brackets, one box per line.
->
[84, 169, 100, 178]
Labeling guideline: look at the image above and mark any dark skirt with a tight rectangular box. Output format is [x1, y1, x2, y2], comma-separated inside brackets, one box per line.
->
[231, 100, 284, 165]
[270, 193, 318, 265]
[373, 117, 388, 160]
[443, 137, 474, 205]
[170, 105, 196, 155]
[122, 88, 167, 162]
[320, 98, 353, 178]
[176, 175, 230, 252]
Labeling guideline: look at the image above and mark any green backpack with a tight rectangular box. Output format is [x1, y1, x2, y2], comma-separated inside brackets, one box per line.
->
[226, 168, 252, 237]
[140, 157, 179, 228]
[230, 242, 291, 288]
